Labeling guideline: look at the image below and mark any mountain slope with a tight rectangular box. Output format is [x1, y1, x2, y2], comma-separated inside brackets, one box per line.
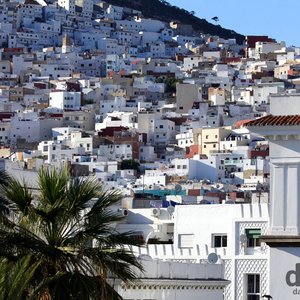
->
[105, 0, 245, 44]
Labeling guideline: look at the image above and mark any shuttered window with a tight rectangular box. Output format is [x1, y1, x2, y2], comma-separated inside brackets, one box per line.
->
[178, 234, 194, 248]
[246, 229, 261, 247]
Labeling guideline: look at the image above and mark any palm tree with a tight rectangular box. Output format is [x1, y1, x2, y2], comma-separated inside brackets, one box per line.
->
[211, 16, 219, 25]
[0, 256, 40, 300]
[0, 170, 11, 215]
[0, 167, 143, 299]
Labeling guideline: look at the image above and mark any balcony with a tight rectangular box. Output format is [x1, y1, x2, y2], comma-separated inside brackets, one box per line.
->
[223, 159, 243, 165]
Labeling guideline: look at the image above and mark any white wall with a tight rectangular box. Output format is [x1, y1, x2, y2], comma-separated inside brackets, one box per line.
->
[269, 247, 300, 299]
[49, 91, 81, 111]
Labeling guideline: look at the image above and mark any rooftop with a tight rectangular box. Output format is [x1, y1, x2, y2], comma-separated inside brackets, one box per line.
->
[246, 115, 300, 127]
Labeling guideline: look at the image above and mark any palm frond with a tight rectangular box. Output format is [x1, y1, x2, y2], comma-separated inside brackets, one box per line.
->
[3, 177, 33, 215]
[0, 255, 40, 300]
[0, 166, 143, 299]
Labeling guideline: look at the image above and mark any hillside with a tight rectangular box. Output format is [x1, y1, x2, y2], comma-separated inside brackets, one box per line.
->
[104, 0, 245, 44]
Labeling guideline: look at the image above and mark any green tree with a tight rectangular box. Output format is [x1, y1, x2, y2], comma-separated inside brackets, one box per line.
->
[0, 168, 143, 299]
[120, 159, 140, 172]
[0, 170, 10, 215]
[212, 16, 219, 25]
[0, 256, 40, 300]
[165, 77, 177, 94]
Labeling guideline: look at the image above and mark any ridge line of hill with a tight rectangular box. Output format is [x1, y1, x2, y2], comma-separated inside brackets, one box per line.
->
[104, 0, 245, 44]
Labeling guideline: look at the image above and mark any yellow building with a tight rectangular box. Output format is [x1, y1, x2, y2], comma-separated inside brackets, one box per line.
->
[200, 127, 231, 156]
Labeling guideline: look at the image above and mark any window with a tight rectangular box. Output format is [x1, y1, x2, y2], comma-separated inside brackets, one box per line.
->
[246, 274, 260, 300]
[246, 229, 261, 247]
[212, 234, 227, 247]
[178, 234, 194, 248]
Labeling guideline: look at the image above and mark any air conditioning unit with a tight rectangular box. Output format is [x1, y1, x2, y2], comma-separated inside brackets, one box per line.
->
[151, 207, 160, 217]
[121, 209, 129, 216]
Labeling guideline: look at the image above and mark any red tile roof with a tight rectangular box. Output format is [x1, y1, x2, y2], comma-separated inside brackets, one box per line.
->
[246, 115, 300, 127]
[234, 119, 253, 129]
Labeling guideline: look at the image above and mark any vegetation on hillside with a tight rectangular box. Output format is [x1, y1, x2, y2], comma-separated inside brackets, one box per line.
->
[105, 0, 245, 44]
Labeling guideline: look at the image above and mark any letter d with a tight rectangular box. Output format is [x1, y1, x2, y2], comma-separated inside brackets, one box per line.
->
[286, 264, 300, 287]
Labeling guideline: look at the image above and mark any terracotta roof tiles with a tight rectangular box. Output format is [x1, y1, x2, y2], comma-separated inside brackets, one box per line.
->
[246, 115, 300, 127]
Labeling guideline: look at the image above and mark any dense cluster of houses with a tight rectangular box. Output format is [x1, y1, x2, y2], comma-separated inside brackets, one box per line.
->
[1, 0, 300, 299]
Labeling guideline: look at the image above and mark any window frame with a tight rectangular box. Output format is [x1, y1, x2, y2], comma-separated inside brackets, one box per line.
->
[246, 273, 260, 300]
[245, 228, 261, 248]
[212, 234, 227, 248]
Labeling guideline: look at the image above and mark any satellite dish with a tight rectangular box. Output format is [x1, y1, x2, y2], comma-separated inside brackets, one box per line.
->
[167, 206, 175, 215]
[245, 191, 252, 201]
[225, 200, 235, 204]
[207, 253, 218, 264]
[138, 254, 153, 261]
[175, 184, 182, 194]
[240, 234, 247, 244]
[200, 200, 211, 204]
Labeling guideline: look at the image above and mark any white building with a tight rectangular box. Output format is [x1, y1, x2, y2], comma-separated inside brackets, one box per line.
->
[246, 92, 300, 299]
[114, 258, 228, 300]
[49, 91, 81, 111]
[98, 143, 133, 161]
[58, 0, 75, 15]
[116, 203, 269, 300]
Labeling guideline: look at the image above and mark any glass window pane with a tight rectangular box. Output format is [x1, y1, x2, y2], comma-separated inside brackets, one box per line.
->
[222, 235, 227, 247]
[247, 274, 255, 293]
[255, 274, 260, 293]
[214, 236, 221, 247]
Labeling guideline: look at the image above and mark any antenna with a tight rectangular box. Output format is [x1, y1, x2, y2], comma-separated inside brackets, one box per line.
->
[207, 253, 218, 264]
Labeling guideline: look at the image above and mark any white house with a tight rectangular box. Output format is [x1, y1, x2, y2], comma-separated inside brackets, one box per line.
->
[58, 0, 75, 15]
[246, 92, 300, 299]
[116, 203, 269, 300]
[98, 143, 133, 161]
[49, 91, 81, 111]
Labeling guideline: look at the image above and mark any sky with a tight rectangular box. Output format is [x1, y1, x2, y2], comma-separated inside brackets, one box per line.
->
[169, 0, 300, 47]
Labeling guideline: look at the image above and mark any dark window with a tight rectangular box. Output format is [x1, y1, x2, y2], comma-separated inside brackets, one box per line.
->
[213, 235, 227, 247]
[247, 274, 260, 300]
[246, 229, 261, 247]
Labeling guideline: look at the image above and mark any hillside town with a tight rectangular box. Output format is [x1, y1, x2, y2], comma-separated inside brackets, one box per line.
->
[0, 0, 300, 299]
